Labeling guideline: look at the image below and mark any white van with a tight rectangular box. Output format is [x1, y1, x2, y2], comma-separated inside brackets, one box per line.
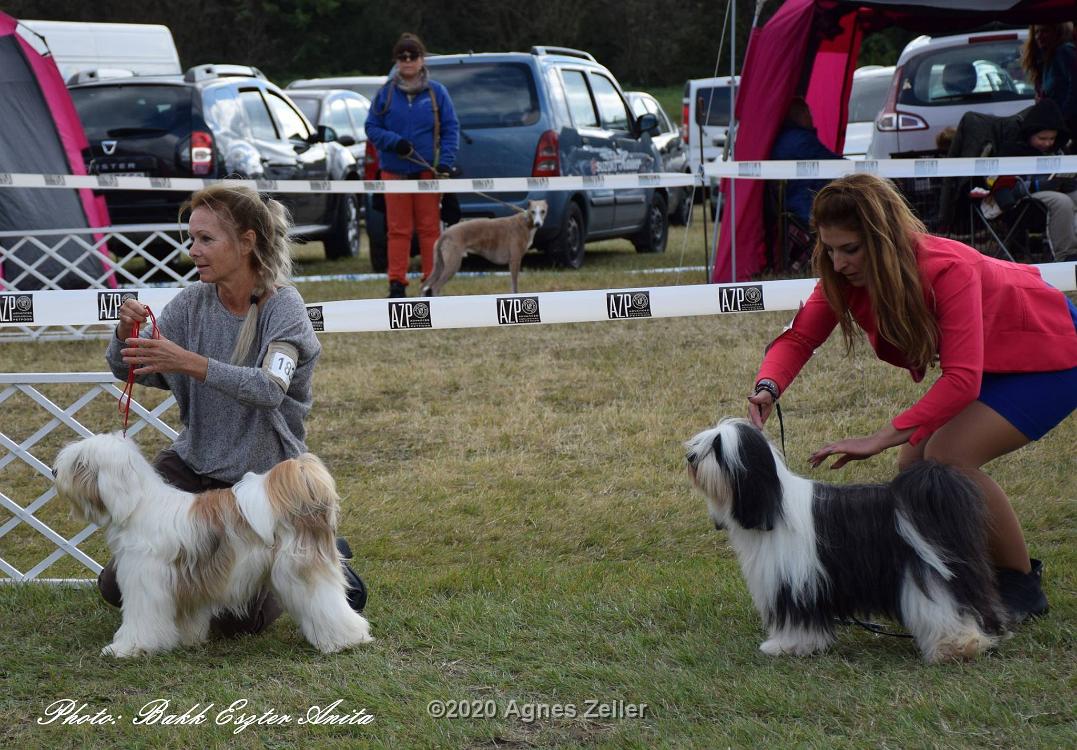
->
[682, 75, 739, 176]
[17, 20, 182, 81]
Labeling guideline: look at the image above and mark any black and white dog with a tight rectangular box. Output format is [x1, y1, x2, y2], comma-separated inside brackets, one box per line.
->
[685, 419, 1007, 663]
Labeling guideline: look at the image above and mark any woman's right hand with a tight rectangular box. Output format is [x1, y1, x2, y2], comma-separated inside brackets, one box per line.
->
[115, 299, 149, 341]
[747, 389, 775, 428]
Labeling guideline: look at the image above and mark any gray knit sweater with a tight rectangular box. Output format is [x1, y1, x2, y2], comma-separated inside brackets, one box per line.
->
[106, 283, 321, 484]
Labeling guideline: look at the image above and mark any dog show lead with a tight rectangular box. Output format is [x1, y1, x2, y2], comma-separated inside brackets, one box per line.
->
[746, 173, 1077, 623]
[100, 183, 367, 636]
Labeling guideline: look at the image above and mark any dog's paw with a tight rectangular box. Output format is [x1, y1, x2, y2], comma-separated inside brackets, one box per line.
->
[759, 638, 788, 656]
[101, 641, 145, 659]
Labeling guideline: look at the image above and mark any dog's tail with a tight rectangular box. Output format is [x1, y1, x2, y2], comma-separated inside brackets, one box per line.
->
[892, 461, 1006, 634]
[423, 235, 446, 296]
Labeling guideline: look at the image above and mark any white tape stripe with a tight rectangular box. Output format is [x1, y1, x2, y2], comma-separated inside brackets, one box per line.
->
[2, 264, 1073, 330]
[704, 155, 1077, 180]
[0, 172, 696, 193]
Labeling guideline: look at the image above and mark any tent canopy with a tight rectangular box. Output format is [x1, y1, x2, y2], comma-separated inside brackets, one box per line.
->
[713, 0, 1076, 282]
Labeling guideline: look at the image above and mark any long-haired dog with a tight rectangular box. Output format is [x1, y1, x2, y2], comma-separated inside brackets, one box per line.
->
[685, 419, 1007, 663]
[53, 432, 373, 657]
[421, 199, 547, 296]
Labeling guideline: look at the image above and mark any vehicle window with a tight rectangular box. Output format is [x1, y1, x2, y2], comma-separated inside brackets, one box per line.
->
[628, 96, 648, 118]
[590, 74, 630, 131]
[653, 104, 675, 134]
[69, 85, 191, 138]
[265, 91, 312, 140]
[293, 97, 320, 125]
[899, 40, 1034, 107]
[345, 97, 369, 131]
[202, 86, 248, 138]
[694, 86, 732, 127]
[545, 67, 571, 125]
[848, 74, 892, 123]
[327, 98, 352, 136]
[561, 69, 599, 128]
[429, 63, 539, 128]
[239, 89, 279, 141]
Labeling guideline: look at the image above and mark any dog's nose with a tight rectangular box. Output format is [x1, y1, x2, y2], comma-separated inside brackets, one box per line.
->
[51, 466, 58, 478]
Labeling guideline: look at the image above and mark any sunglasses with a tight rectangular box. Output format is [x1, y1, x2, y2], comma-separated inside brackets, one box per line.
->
[395, 52, 421, 62]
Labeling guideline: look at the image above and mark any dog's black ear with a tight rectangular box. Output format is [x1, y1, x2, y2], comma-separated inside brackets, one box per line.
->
[728, 424, 783, 531]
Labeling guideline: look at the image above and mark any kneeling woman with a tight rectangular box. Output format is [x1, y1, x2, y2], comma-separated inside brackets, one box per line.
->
[747, 173, 1077, 622]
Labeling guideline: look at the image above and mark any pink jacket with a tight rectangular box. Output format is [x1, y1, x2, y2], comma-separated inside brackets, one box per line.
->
[756, 234, 1077, 445]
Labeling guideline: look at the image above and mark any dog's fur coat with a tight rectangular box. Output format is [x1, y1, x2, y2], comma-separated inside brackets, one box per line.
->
[422, 199, 547, 296]
[54, 433, 373, 657]
[686, 419, 1007, 663]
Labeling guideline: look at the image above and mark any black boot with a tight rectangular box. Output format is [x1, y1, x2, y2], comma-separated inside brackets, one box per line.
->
[388, 281, 407, 298]
[336, 537, 368, 613]
[996, 557, 1048, 624]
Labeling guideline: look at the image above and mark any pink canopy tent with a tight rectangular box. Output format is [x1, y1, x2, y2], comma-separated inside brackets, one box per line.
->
[712, 0, 1077, 283]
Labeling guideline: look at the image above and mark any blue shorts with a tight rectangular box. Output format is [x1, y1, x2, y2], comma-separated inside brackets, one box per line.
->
[978, 298, 1077, 440]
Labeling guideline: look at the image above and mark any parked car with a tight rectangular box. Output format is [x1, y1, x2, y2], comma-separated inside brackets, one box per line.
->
[288, 75, 388, 102]
[682, 76, 738, 175]
[625, 90, 692, 225]
[68, 64, 361, 259]
[286, 88, 369, 184]
[843, 65, 895, 159]
[365, 47, 667, 271]
[867, 29, 1034, 158]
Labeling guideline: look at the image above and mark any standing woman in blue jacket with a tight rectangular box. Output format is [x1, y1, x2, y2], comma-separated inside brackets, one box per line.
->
[366, 33, 460, 297]
[1021, 23, 1077, 147]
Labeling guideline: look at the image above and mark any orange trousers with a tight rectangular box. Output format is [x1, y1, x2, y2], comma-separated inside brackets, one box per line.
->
[383, 170, 440, 285]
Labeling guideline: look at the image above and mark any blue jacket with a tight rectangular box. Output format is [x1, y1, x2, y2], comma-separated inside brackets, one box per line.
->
[365, 77, 459, 175]
[769, 122, 842, 225]
[1042, 42, 1077, 123]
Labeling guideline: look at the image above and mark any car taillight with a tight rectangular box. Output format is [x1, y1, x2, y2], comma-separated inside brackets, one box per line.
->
[363, 140, 380, 181]
[191, 131, 213, 176]
[681, 103, 689, 143]
[873, 64, 928, 133]
[532, 130, 560, 177]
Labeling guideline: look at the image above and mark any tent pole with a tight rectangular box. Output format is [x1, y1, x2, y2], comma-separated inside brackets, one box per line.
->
[728, 0, 737, 282]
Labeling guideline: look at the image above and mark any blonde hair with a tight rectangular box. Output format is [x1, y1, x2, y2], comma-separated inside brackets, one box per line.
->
[180, 184, 293, 364]
[810, 174, 939, 371]
[1021, 23, 1075, 91]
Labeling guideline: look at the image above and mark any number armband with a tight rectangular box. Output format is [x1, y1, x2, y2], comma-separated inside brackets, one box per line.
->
[262, 341, 299, 391]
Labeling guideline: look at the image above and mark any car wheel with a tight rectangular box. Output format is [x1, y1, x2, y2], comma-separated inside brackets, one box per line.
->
[548, 202, 586, 269]
[323, 194, 360, 260]
[670, 187, 693, 226]
[633, 193, 668, 253]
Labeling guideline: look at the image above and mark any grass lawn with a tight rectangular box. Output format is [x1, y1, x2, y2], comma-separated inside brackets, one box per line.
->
[1, 213, 1074, 748]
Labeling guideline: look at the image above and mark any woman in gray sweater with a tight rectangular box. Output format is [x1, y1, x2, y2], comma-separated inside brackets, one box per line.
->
[101, 183, 365, 634]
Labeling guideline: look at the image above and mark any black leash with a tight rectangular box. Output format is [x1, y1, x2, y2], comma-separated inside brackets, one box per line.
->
[752, 381, 786, 457]
[403, 152, 526, 215]
[841, 617, 914, 639]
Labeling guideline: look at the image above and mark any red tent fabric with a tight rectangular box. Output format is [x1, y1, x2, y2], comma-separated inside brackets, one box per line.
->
[712, 0, 1077, 283]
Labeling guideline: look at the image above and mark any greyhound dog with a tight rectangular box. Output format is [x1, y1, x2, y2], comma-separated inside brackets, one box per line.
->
[422, 200, 548, 296]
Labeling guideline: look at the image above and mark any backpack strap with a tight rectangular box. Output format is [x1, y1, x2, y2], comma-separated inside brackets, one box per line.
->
[429, 84, 441, 169]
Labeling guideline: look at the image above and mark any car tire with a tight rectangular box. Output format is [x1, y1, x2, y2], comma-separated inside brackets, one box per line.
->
[669, 187, 693, 226]
[547, 201, 586, 269]
[633, 192, 668, 253]
[323, 194, 360, 260]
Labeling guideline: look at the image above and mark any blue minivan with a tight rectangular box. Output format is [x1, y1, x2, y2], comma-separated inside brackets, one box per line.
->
[365, 47, 669, 271]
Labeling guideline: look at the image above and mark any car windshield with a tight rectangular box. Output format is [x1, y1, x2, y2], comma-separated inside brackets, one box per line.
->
[848, 73, 891, 123]
[70, 85, 191, 139]
[898, 40, 1034, 107]
[694, 87, 731, 127]
[429, 62, 540, 128]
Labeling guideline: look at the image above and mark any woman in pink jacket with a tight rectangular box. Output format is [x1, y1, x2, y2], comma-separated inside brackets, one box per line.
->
[748, 174, 1077, 623]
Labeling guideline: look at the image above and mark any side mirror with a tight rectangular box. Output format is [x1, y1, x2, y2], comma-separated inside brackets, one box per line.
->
[312, 125, 338, 144]
[337, 134, 356, 147]
[636, 113, 659, 137]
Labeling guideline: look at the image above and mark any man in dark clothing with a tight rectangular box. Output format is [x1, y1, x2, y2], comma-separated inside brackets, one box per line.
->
[1001, 98, 1077, 259]
[769, 97, 844, 226]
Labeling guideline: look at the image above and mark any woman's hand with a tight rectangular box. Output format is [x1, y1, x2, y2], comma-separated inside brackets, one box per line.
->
[115, 299, 149, 341]
[747, 391, 774, 428]
[808, 435, 886, 469]
[122, 335, 208, 380]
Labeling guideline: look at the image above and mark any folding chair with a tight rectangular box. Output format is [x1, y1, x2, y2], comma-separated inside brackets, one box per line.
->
[969, 175, 1053, 263]
[763, 180, 814, 274]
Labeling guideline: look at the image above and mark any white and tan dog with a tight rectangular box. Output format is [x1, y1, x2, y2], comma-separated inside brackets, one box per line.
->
[53, 432, 373, 657]
[422, 199, 547, 296]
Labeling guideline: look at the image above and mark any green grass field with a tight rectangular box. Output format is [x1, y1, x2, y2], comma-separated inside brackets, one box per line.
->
[2, 217, 1074, 748]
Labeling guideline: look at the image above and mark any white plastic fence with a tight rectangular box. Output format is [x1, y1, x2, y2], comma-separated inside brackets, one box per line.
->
[0, 373, 176, 584]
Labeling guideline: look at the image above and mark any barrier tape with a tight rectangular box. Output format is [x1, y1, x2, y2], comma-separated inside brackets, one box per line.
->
[1, 156, 1075, 195]
[2, 263, 1073, 331]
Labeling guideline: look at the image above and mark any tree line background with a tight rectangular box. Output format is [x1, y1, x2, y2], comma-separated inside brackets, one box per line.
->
[5, 0, 917, 89]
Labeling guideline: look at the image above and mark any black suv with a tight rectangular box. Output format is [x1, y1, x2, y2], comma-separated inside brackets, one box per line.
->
[68, 64, 361, 259]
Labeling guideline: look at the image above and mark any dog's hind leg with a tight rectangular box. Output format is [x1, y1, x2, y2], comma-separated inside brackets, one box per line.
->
[423, 237, 447, 296]
[900, 569, 998, 663]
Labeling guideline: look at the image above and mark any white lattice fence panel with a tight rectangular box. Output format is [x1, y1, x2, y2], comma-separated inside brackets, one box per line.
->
[0, 373, 177, 584]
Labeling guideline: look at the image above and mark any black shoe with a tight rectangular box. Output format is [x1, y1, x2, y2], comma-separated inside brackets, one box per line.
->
[388, 281, 407, 298]
[996, 558, 1048, 624]
[336, 537, 368, 613]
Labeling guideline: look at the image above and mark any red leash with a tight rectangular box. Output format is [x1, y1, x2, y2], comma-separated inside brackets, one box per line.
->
[118, 306, 159, 436]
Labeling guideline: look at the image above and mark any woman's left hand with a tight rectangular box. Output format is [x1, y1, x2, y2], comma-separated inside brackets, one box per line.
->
[122, 335, 207, 380]
[809, 435, 885, 470]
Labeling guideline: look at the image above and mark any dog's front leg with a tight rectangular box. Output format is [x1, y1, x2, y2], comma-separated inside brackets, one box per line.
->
[103, 558, 181, 658]
[759, 625, 834, 657]
[178, 609, 212, 647]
